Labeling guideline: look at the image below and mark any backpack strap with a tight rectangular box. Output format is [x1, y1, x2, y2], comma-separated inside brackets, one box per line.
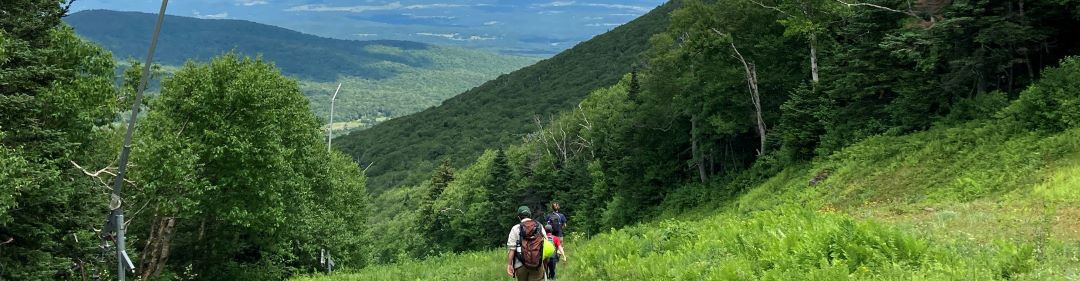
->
[514, 223, 524, 263]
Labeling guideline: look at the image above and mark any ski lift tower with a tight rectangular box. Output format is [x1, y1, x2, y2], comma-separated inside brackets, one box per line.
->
[104, 0, 169, 280]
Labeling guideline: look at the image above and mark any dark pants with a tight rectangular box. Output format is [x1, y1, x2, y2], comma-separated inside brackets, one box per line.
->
[515, 265, 544, 281]
[546, 256, 559, 279]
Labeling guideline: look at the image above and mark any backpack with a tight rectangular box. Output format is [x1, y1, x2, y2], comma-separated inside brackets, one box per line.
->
[515, 220, 544, 269]
[546, 212, 564, 234]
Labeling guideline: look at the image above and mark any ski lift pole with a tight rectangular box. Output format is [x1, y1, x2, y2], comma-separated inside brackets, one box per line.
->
[328, 83, 342, 152]
[109, 0, 169, 280]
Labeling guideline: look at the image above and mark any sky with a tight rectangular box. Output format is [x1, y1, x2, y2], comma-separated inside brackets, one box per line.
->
[69, 0, 669, 56]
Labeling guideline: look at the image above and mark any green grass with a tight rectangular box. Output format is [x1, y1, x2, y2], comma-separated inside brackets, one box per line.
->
[298, 120, 1080, 280]
[302, 45, 539, 128]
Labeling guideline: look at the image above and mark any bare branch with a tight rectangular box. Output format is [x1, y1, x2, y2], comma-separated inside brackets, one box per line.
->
[727, 41, 768, 156]
[363, 161, 375, 173]
[125, 199, 153, 226]
[834, 0, 922, 19]
[71, 161, 135, 190]
[749, 0, 792, 16]
[576, 104, 592, 131]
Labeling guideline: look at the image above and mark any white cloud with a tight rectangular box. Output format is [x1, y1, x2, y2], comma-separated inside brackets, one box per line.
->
[538, 10, 565, 15]
[192, 10, 229, 19]
[608, 13, 639, 17]
[585, 23, 621, 27]
[286, 2, 468, 13]
[583, 16, 603, 20]
[404, 3, 468, 9]
[415, 32, 496, 41]
[483, 21, 500, 26]
[417, 32, 459, 39]
[533, 2, 650, 12]
[534, 1, 575, 8]
[287, 2, 402, 12]
[403, 13, 456, 20]
[237, 0, 267, 6]
[581, 3, 649, 12]
[204, 12, 229, 19]
[355, 33, 378, 37]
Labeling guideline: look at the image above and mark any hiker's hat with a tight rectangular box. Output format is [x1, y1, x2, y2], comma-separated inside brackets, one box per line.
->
[517, 206, 531, 216]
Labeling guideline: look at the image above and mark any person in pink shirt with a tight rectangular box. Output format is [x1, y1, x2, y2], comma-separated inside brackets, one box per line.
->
[544, 224, 566, 280]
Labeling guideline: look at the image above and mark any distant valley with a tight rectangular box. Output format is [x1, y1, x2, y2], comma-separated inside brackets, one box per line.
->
[66, 10, 538, 130]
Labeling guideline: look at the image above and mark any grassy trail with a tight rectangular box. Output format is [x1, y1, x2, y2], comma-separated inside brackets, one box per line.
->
[297, 124, 1080, 280]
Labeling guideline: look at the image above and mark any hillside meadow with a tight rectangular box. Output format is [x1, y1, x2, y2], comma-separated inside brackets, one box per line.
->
[295, 110, 1080, 280]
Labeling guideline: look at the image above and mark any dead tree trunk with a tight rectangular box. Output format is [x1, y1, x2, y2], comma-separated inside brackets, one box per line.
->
[810, 34, 820, 83]
[139, 215, 176, 279]
[691, 116, 708, 183]
[730, 42, 767, 156]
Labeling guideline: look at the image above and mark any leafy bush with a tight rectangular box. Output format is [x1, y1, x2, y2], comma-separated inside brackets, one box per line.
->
[1004, 56, 1080, 132]
[940, 91, 1010, 125]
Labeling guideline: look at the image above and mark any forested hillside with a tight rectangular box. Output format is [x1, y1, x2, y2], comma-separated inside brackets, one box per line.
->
[5, 0, 1080, 280]
[322, 0, 1080, 276]
[66, 10, 537, 128]
[335, 2, 677, 191]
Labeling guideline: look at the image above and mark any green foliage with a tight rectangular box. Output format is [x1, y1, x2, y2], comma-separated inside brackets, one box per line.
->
[300, 83, 1080, 278]
[363, 184, 430, 264]
[1004, 56, 1080, 132]
[0, 1, 121, 278]
[127, 53, 371, 280]
[328, 0, 1080, 272]
[432, 150, 499, 252]
[940, 91, 1010, 125]
[298, 204, 1078, 280]
[777, 85, 829, 162]
[292, 251, 508, 281]
[335, 2, 677, 191]
[0, 142, 29, 226]
[813, 0, 1080, 152]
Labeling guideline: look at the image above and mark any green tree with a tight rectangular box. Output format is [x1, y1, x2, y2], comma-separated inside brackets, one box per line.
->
[130, 53, 368, 279]
[430, 159, 455, 200]
[417, 158, 454, 253]
[0, 1, 121, 279]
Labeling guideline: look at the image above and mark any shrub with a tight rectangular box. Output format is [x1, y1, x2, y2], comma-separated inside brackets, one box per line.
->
[1004, 56, 1080, 132]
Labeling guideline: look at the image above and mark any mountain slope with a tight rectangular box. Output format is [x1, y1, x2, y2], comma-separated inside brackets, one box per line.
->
[67, 10, 431, 82]
[334, 2, 677, 191]
[65, 10, 537, 126]
[297, 108, 1080, 280]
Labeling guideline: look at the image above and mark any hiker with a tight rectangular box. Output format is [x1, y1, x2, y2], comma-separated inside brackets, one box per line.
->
[546, 202, 567, 238]
[506, 206, 548, 281]
[544, 224, 567, 280]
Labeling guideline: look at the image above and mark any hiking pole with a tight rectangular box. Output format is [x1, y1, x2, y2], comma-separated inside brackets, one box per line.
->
[107, 0, 169, 280]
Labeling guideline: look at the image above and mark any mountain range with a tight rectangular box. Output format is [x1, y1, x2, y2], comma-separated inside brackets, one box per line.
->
[65, 10, 538, 128]
[69, 0, 668, 56]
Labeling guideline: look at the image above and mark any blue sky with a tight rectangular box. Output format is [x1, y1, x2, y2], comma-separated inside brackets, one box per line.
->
[70, 0, 669, 55]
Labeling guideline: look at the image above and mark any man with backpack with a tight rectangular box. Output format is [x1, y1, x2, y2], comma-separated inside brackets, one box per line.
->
[546, 202, 567, 238]
[506, 206, 547, 281]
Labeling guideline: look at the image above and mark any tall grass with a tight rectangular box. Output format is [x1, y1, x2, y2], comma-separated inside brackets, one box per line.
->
[297, 205, 1079, 280]
[296, 60, 1080, 280]
[296, 122, 1080, 281]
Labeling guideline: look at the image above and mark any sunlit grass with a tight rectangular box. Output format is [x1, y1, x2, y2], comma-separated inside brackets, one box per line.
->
[297, 120, 1080, 281]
